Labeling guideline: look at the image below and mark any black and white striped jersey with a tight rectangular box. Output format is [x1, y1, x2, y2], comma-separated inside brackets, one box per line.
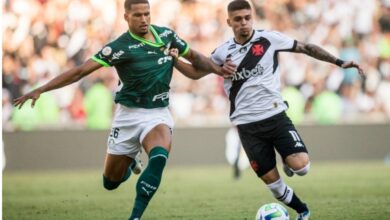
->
[211, 30, 297, 125]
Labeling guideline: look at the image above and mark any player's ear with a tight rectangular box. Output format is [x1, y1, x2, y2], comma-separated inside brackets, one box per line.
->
[124, 12, 129, 22]
[227, 18, 232, 27]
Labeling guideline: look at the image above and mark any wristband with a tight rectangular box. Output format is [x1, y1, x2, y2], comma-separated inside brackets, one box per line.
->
[335, 59, 344, 67]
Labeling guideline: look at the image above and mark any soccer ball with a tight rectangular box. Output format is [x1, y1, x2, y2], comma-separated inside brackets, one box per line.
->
[255, 203, 289, 220]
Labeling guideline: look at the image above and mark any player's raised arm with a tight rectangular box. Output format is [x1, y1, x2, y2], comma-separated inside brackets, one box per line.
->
[293, 41, 365, 78]
[13, 59, 102, 109]
[171, 48, 236, 79]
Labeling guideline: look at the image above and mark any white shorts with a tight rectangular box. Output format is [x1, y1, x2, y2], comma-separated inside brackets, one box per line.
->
[107, 105, 174, 159]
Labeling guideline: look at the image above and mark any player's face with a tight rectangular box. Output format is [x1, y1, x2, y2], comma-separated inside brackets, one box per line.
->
[124, 3, 151, 36]
[227, 9, 253, 39]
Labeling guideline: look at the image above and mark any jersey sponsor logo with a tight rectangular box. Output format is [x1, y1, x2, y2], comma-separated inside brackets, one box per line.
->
[102, 46, 112, 56]
[152, 92, 169, 102]
[128, 42, 145, 50]
[232, 63, 264, 81]
[158, 56, 172, 64]
[112, 50, 124, 60]
[174, 34, 185, 46]
[147, 51, 157, 55]
[140, 180, 157, 196]
[159, 29, 172, 38]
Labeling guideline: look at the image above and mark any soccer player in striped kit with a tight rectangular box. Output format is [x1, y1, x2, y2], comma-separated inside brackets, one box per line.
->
[171, 0, 365, 219]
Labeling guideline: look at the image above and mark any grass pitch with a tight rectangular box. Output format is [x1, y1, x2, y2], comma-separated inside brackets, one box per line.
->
[3, 161, 390, 220]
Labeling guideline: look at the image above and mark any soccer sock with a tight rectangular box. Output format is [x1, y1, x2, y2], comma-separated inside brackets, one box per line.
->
[267, 178, 308, 213]
[121, 165, 132, 183]
[103, 165, 133, 190]
[103, 175, 121, 190]
[288, 193, 309, 214]
[129, 147, 169, 219]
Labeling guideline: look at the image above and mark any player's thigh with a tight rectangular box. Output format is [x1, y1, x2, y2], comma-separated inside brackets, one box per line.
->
[273, 113, 309, 170]
[141, 123, 172, 154]
[237, 123, 276, 178]
[103, 153, 133, 181]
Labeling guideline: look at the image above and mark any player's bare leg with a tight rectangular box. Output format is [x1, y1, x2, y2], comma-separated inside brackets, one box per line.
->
[284, 152, 310, 176]
[142, 124, 172, 153]
[103, 154, 134, 190]
[261, 167, 310, 219]
[259, 167, 281, 184]
[129, 124, 171, 220]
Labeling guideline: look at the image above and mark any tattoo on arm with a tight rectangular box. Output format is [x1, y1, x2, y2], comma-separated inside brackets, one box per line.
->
[189, 50, 218, 73]
[295, 42, 338, 65]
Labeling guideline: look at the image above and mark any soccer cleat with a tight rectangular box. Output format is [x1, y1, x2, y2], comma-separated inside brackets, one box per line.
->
[131, 154, 143, 175]
[283, 162, 294, 177]
[296, 210, 310, 220]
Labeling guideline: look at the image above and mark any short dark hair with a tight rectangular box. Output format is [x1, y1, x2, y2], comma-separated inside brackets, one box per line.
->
[227, 0, 251, 13]
[124, 0, 149, 11]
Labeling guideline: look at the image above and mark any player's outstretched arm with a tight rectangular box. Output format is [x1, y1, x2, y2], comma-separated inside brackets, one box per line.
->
[13, 59, 102, 109]
[170, 48, 235, 79]
[293, 41, 365, 78]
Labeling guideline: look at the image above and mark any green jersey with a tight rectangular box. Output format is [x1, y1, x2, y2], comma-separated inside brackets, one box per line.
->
[92, 25, 189, 109]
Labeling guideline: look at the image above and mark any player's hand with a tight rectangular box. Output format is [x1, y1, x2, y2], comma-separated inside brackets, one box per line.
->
[341, 61, 366, 92]
[169, 48, 179, 61]
[221, 57, 237, 79]
[13, 89, 42, 109]
[341, 61, 365, 79]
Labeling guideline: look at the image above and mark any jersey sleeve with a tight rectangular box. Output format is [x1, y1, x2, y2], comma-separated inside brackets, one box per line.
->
[268, 31, 297, 51]
[171, 32, 190, 57]
[210, 47, 225, 66]
[91, 43, 124, 67]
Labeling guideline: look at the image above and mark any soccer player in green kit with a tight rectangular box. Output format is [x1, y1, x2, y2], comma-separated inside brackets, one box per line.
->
[13, 0, 236, 219]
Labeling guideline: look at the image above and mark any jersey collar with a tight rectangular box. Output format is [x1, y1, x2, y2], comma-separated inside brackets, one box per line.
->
[128, 25, 164, 47]
[233, 29, 255, 46]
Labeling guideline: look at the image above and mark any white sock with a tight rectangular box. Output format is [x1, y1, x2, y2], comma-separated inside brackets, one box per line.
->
[266, 178, 294, 204]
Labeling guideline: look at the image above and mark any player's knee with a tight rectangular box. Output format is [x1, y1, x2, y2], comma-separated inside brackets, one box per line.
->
[103, 175, 121, 191]
[293, 161, 310, 176]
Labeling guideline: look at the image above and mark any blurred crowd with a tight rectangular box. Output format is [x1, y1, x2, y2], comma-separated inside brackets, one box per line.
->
[2, 0, 390, 130]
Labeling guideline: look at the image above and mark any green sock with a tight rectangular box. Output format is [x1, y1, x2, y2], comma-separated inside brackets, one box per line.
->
[103, 166, 132, 190]
[121, 166, 132, 183]
[129, 147, 168, 220]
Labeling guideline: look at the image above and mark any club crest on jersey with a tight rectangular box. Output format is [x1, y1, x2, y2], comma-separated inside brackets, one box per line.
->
[252, 44, 264, 56]
[232, 63, 264, 81]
